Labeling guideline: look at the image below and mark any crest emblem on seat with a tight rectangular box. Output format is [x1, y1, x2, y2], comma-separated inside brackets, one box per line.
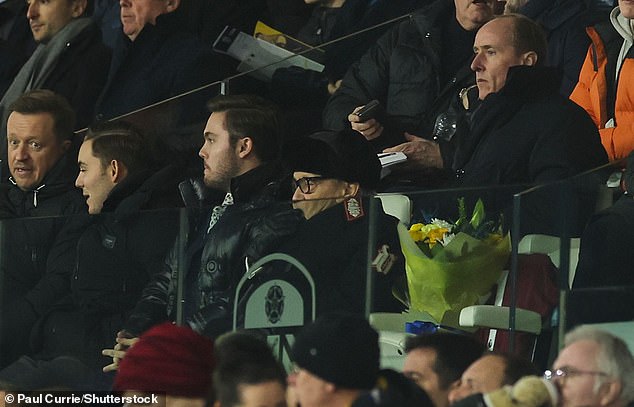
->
[265, 284, 285, 324]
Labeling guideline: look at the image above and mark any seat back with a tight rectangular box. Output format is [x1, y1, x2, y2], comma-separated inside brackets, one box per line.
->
[376, 194, 411, 224]
[518, 234, 581, 288]
[233, 253, 316, 369]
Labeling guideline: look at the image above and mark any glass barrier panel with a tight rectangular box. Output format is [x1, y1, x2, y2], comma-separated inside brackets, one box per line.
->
[368, 185, 524, 351]
[512, 163, 619, 364]
[0, 206, 184, 390]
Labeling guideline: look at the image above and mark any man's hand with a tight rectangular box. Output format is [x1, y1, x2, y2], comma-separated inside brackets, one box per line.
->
[101, 331, 139, 372]
[348, 105, 384, 141]
[383, 133, 444, 169]
[327, 79, 342, 95]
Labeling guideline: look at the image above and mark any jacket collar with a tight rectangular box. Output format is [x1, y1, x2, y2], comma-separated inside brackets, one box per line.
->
[230, 163, 285, 204]
[7, 153, 77, 209]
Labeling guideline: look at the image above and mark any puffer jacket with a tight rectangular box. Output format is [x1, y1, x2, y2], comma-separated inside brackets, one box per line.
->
[322, 0, 477, 151]
[570, 7, 634, 162]
[124, 164, 302, 338]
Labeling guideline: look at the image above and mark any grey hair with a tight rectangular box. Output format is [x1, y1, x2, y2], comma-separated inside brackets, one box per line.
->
[564, 326, 634, 402]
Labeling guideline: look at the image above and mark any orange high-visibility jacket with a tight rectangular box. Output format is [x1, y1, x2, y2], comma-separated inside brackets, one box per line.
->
[570, 22, 634, 163]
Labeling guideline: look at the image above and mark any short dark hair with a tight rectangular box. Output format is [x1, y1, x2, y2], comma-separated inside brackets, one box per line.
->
[213, 331, 286, 407]
[496, 14, 548, 66]
[8, 89, 76, 142]
[84, 121, 149, 175]
[491, 352, 540, 385]
[405, 333, 485, 389]
[207, 94, 281, 163]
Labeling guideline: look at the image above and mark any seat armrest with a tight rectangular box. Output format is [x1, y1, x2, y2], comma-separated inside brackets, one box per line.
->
[459, 305, 542, 335]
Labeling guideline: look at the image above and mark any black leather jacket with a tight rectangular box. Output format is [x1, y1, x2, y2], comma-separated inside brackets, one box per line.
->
[124, 164, 302, 338]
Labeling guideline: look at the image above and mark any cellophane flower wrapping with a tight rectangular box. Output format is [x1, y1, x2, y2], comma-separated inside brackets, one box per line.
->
[398, 223, 511, 322]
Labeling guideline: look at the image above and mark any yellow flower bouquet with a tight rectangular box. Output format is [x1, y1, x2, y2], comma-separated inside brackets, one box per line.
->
[398, 199, 511, 322]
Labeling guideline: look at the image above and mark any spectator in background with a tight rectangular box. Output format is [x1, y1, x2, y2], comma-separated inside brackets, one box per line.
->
[569, 150, 634, 326]
[94, 0, 228, 122]
[448, 352, 540, 404]
[402, 333, 485, 407]
[546, 326, 634, 407]
[270, 0, 428, 137]
[0, 0, 110, 161]
[288, 313, 381, 407]
[0, 0, 36, 95]
[351, 369, 435, 407]
[114, 322, 215, 407]
[0, 121, 183, 390]
[570, 0, 634, 162]
[0, 90, 85, 369]
[213, 331, 287, 407]
[506, 0, 591, 96]
[322, 0, 496, 157]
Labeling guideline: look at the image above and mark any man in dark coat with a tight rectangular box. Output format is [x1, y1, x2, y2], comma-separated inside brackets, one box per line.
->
[0, 0, 36, 95]
[322, 0, 496, 153]
[0, 90, 86, 369]
[568, 151, 634, 326]
[0, 121, 184, 390]
[94, 0, 228, 123]
[0, 0, 110, 153]
[384, 14, 607, 188]
[101, 95, 302, 372]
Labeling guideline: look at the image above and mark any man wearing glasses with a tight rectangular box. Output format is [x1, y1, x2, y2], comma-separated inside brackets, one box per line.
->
[545, 326, 634, 407]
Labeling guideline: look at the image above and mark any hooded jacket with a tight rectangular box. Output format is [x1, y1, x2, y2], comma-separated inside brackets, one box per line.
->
[570, 6, 634, 162]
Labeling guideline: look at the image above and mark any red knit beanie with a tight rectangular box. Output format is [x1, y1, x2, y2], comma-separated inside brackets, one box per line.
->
[113, 322, 215, 397]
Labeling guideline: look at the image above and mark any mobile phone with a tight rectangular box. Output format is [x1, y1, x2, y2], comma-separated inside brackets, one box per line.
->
[355, 100, 380, 122]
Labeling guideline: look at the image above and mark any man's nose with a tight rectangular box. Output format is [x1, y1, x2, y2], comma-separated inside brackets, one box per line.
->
[448, 386, 466, 405]
[119, 0, 130, 8]
[471, 54, 483, 72]
[13, 144, 29, 160]
[291, 186, 303, 201]
[26, 2, 38, 19]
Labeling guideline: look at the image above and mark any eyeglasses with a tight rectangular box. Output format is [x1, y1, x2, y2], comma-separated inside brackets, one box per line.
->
[293, 176, 327, 194]
[544, 367, 609, 381]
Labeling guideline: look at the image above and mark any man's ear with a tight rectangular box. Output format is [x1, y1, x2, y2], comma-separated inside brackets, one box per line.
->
[165, 0, 180, 13]
[71, 0, 88, 18]
[237, 137, 254, 159]
[521, 51, 538, 66]
[108, 160, 128, 183]
[598, 380, 623, 407]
